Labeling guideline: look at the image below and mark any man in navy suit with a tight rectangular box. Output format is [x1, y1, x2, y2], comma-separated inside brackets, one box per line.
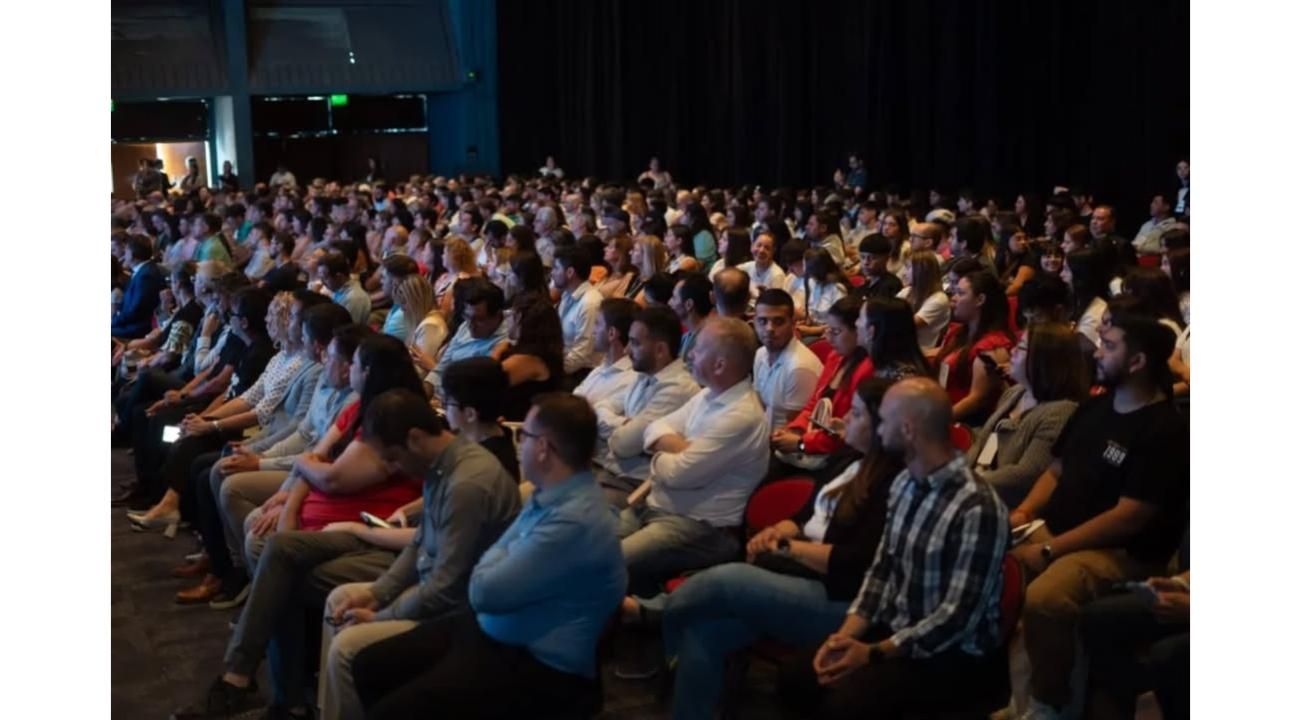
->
[112, 234, 166, 340]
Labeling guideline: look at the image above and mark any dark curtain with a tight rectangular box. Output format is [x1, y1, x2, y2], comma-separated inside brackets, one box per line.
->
[497, 0, 1188, 233]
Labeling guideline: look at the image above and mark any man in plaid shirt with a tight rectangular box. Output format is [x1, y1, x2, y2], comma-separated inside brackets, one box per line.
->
[782, 377, 1009, 718]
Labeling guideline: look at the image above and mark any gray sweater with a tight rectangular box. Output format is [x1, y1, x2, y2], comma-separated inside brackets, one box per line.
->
[965, 385, 1077, 507]
[370, 437, 521, 622]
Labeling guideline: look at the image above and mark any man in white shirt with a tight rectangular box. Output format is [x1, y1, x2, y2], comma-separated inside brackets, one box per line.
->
[664, 189, 693, 228]
[738, 232, 787, 300]
[621, 316, 770, 599]
[574, 298, 637, 402]
[752, 289, 823, 428]
[592, 306, 699, 503]
[269, 163, 297, 191]
[1132, 193, 1177, 257]
[552, 245, 604, 379]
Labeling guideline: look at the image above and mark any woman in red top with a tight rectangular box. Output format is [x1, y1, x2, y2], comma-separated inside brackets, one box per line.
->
[935, 270, 1015, 425]
[285, 334, 427, 533]
[773, 297, 870, 462]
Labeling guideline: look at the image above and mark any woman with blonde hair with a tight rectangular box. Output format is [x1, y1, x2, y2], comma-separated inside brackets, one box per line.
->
[900, 249, 951, 349]
[435, 236, 479, 317]
[395, 274, 449, 376]
[628, 235, 668, 305]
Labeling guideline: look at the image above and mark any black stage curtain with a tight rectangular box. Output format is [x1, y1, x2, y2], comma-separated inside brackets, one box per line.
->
[497, 0, 1188, 230]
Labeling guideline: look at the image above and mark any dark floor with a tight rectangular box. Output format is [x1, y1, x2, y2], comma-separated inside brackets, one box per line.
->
[111, 449, 787, 719]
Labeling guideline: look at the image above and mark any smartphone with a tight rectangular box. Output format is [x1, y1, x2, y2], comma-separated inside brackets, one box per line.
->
[1121, 581, 1159, 604]
[360, 511, 393, 529]
[162, 425, 181, 443]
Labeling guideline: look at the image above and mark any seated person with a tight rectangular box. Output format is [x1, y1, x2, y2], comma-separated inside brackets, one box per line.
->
[316, 250, 371, 325]
[662, 376, 904, 719]
[1080, 557, 1189, 720]
[127, 288, 279, 529]
[795, 247, 848, 339]
[737, 231, 788, 298]
[752, 288, 824, 428]
[933, 270, 1015, 426]
[112, 233, 166, 339]
[168, 340, 431, 718]
[175, 301, 351, 605]
[712, 267, 755, 325]
[967, 321, 1089, 507]
[592, 306, 700, 503]
[439, 357, 520, 480]
[394, 274, 448, 377]
[573, 297, 638, 401]
[1007, 313, 1188, 720]
[770, 297, 869, 474]
[259, 232, 304, 292]
[622, 317, 770, 606]
[115, 262, 203, 374]
[851, 233, 903, 302]
[374, 254, 421, 338]
[780, 377, 1009, 718]
[317, 389, 521, 720]
[425, 277, 508, 398]
[349, 393, 626, 719]
[552, 245, 605, 378]
[496, 293, 565, 422]
[669, 271, 713, 375]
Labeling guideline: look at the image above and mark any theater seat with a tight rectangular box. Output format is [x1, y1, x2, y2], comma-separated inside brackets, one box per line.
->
[949, 423, 973, 452]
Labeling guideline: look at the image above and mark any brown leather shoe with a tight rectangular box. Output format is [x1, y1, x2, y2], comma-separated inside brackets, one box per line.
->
[171, 555, 211, 579]
[175, 574, 222, 605]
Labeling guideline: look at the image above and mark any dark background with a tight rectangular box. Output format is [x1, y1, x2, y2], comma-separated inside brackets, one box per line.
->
[497, 0, 1189, 230]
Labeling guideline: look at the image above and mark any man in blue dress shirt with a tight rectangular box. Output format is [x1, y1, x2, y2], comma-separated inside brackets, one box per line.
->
[349, 392, 626, 719]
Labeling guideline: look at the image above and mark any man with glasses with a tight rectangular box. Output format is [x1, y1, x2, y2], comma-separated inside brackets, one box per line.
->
[348, 393, 624, 718]
[425, 278, 508, 400]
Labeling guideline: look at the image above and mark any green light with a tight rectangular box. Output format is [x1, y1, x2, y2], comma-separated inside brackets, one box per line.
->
[329, 94, 349, 107]
[111, 100, 115, 112]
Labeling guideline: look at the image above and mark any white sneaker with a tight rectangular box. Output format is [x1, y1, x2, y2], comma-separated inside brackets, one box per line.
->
[1018, 698, 1063, 720]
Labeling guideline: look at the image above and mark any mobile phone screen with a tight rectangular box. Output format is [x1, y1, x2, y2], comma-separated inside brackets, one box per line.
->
[162, 425, 181, 443]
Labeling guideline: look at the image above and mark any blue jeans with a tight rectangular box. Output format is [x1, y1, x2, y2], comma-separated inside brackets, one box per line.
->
[617, 504, 741, 598]
[662, 562, 849, 720]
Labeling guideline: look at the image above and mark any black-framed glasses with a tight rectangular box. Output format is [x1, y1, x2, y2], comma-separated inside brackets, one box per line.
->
[517, 427, 553, 449]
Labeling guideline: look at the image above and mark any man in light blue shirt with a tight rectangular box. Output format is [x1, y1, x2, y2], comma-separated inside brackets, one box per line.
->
[347, 393, 624, 718]
[426, 278, 508, 398]
[552, 245, 604, 376]
[317, 251, 371, 325]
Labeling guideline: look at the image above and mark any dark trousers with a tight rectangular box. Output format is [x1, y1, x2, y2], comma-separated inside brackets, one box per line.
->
[161, 428, 239, 504]
[131, 395, 210, 501]
[194, 447, 243, 587]
[224, 530, 394, 707]
[1080, 592, 1189, 720]
[115, 368, 184, 440]
[778, 626, 1008, 719]
[353, 613, 600, 720]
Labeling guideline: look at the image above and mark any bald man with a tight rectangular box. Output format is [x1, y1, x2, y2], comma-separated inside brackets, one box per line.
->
[783, 377, 1010, 718]
[712, 267, 754, 322]
[622, 317, 770, 602]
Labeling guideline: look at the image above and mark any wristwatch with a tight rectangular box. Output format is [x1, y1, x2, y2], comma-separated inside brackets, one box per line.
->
[776, 538, 793, 556]
[1040, 543, 1054, 562]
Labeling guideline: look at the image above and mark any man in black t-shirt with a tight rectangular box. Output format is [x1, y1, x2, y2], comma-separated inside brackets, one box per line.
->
[850, 233, 902, 301]
[1007, 313, 1188, 720]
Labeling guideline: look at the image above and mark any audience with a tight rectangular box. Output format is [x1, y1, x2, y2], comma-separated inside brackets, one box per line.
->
[115, 167, 1191, 719]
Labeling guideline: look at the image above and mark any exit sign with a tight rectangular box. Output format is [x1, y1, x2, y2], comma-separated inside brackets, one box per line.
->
[329, 94, 349, 107]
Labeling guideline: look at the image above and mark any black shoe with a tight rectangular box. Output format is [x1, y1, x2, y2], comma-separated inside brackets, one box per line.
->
[257, 705, 312, 720]
[171, 676, 261, 719]
[111, 483, 147, 506]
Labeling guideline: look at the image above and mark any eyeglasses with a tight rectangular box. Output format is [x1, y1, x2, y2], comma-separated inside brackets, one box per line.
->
[517, 427, 553, 450]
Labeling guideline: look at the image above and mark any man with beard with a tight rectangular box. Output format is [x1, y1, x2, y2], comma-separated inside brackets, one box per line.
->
[1006, 313, 1189, 720]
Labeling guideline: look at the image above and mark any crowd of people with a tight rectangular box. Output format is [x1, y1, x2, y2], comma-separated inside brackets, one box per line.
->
[110, 155, 1191, 720]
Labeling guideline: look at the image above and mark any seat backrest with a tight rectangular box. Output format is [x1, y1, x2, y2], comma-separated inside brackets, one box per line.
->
[999, 554, 1025, 643]
[745, 477, 816, 535]
[949, 423, 973, 452]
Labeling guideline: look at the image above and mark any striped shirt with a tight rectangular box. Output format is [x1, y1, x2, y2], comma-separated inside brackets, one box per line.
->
[849, 454, 1008, 658]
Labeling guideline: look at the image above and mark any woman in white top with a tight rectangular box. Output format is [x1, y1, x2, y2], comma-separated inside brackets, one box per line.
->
[396, 274, 449, 377]
[637, 156, 672, 190]
[796, 247, 848, 339]
[738, 232, 788, 299]
[1061, 248, 1110, 350]
[880, 208, 911, 279]
[898, 249, 951, 349]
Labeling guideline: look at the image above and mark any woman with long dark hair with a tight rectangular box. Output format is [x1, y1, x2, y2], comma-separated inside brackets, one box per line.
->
[708, 228, 755, 280]
[935, 270, 1015, 424]
[1062, 248, 1110, 350]
[997, 224, 1038, 296]
[902, 249, 951, 349]
[666, 223, 701, 273]
[797, 247, 848, 339]
[495, 294, 565, 421]
[880, 208, 911, 278]
[684, 203, 718, 267]
[506, 251, 548, 306]
[967, 322, 1089, 506]
[661, 376, 905, 719]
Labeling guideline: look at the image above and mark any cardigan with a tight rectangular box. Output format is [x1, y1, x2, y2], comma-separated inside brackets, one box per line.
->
[964, 384, 1077, 507]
